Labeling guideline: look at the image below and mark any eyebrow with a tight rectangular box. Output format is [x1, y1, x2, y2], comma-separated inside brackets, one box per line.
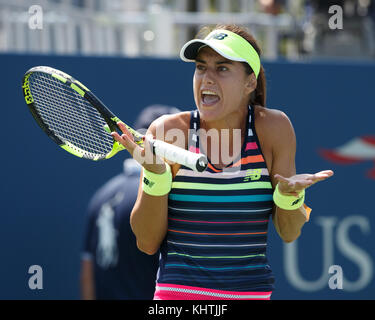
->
[195, 58, 233, 65]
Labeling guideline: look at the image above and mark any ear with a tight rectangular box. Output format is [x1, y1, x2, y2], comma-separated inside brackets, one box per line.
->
[244, 73, 257, 95]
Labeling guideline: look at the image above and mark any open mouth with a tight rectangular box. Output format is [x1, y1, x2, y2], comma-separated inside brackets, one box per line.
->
[201, 90, 220, 106]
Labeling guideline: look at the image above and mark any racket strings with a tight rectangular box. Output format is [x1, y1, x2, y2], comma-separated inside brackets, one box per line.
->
[29, 73, 113, 158]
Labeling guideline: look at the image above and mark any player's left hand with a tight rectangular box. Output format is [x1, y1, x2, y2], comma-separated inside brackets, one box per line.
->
[274, 170, 334, 197]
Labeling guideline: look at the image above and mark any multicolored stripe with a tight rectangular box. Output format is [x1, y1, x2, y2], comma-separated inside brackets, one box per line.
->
[154, 283, 272, 300]
[156, 106, 275, 299]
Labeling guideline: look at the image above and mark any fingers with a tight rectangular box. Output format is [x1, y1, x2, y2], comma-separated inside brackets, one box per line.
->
[112, 128, 166, 174]
[274, 169, 334, 196]
[285, 180, 312, 195]
[116, 121, 134, 137]
[314, 170, 334, 179]
[291, 180, 313, 190]
[111, 123, 140, 156]
[309, 170, 334, 184]
[275, 172, 314, 189]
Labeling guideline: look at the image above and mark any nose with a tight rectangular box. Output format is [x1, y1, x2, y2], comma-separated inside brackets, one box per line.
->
[202, 68, 215, 85]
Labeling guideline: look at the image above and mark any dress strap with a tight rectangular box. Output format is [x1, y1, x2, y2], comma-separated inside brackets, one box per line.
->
[188, 110, 200, 154]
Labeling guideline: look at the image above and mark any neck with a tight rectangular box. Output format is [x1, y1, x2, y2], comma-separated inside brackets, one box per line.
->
[199, 106, 248, 168]
[201, 106, 247, 130]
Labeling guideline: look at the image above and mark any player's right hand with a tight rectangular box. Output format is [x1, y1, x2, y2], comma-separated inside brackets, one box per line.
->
[111, 122, 167, 174]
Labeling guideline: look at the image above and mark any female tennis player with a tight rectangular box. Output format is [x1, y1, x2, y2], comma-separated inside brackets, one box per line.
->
[111, 24, 333, 300]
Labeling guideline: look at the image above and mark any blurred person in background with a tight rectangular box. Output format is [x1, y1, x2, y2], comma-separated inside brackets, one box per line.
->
[258, 0, 286, 15]
[80, 104, 180, 300]
[303, 0, 375, 58]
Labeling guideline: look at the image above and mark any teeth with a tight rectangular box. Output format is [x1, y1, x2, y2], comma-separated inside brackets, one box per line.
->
[202, 90, 218, 95]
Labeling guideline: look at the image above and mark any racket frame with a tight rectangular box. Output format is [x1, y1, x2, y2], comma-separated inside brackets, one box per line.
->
[22, 66, 208, 172]
[22, 66, 141, 161]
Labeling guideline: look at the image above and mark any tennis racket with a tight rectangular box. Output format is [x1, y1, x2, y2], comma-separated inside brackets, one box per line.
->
[21, 66, 208, 172]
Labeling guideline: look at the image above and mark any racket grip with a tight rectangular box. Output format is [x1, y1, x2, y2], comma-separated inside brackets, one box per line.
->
[151, 139, 208, 172]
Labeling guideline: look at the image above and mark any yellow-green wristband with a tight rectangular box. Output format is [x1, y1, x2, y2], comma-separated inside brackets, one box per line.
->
[142, 163, 172, 196]
[273, 183, 305, 210]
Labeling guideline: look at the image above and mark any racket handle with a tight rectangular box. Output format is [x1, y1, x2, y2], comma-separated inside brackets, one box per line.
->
[150, 139, 208, 172]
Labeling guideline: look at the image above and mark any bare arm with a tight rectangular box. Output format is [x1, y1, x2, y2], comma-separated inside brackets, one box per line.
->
[130, 170, 169, 255]
[80, 258, 95, 300]
[111, 114, 188, 255]
[269, 111, 333, 243]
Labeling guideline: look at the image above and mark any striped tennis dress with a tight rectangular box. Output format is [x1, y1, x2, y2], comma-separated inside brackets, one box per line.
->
[154, 105, 275, 300]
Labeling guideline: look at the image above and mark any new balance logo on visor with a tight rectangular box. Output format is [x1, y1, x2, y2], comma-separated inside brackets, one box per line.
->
[208, 32, 228, 41]
[143, 177, 155, 188]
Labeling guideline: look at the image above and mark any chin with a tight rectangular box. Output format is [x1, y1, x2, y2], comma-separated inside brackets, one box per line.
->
[198, 103, 224, 122]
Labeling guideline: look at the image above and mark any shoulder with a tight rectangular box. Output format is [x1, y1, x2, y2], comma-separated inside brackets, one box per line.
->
[149, 111, 190, 132]
[254, 105, 295, 144]
[147, 111, 191, 147]
[254, 105, 292, 128]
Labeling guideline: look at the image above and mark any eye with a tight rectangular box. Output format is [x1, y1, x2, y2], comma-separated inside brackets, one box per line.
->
[218, 66, 228, 72]
[195, 64, 205, 71]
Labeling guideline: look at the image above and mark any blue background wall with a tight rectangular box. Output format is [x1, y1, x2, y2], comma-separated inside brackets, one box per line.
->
[0, 54, 374, 299]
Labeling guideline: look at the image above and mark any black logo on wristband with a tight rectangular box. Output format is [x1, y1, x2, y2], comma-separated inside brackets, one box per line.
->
[292, 197, 303, 206]
[143, 177, 155, 188]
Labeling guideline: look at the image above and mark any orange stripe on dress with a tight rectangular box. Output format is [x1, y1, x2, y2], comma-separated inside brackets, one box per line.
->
[207, 163, 222, 173]
[207, 154, 265, 172]
[232, 154, 265, 167]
